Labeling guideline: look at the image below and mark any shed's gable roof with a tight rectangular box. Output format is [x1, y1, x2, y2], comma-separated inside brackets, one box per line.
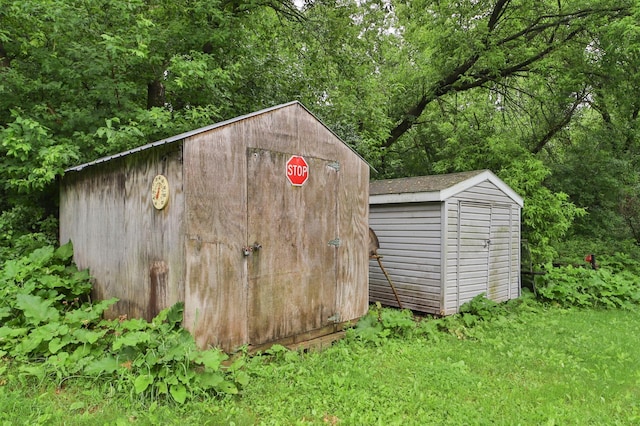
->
[66, 101, 367, 172]
[369, 170, 523, 207]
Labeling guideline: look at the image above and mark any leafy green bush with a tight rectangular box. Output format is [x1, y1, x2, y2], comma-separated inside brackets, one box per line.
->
[0, 243, 248, 403]
[553, 237, 640, 273]
[535, 264, 640, 309]
[0, 207, 59, 263]
[350, 302, 418, 345]
[351, 295, 531, 345]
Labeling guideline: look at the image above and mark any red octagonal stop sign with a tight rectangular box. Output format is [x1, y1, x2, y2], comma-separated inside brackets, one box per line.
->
[286, 155, 309, 186]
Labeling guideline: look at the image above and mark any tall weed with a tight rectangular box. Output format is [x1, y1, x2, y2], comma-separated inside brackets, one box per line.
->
[0, 243, 247, 403]
[351, 294, 537, 344]
[535, 263, 640, 309]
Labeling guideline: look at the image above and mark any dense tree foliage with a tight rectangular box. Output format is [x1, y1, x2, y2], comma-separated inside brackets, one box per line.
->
[1, 0, 638, 263]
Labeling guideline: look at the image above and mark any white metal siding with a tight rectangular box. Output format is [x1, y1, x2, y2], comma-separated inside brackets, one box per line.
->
[511, 207, 522, 299]
[456, 180, 514, 204]
[369, 203, 442, 313]
[441, 180, 521, 313]
[457, 203, 492, 307]
[444, 202, 460, 313]
[370, 176, 521, 316]
[488, 204, 512, 302]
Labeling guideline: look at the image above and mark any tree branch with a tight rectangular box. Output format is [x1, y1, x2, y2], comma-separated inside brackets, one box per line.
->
[488, 0, 511, 32]
[530, 90, 587, 154]
[0, 42, 10, 68]
[383, 4, 630, 149]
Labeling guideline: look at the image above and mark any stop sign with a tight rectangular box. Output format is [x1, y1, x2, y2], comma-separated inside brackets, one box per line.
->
[286, 155, 309, 186]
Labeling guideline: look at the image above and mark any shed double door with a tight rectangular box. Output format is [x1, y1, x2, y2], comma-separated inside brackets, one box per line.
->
[247, 148, 339, 345]
[457, 202, 512, 306]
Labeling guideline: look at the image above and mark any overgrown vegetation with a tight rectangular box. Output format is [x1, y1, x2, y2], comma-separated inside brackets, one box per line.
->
[536, 264, 640, 309]
[3, 0, 640, 266]
[0, 243, 248, 404]
[3, 0, 640, 422]
[2, 242, 640, 423]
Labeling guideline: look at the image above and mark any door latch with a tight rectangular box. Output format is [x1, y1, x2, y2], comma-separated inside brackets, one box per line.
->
[242, 242, 262, 256]
[328, 238, 341, 247]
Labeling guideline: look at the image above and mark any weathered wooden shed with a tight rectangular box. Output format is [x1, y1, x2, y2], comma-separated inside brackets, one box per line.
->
[60, 101, 370, 352]
[368, 170, 523, 315]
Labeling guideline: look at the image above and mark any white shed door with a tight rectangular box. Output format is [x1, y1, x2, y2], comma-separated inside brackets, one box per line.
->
[457, 202, 512, 307]
[246, 148, 339, 345]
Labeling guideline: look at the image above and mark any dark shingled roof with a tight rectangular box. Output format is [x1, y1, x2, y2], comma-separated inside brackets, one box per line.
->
[370, 170, 487, 195]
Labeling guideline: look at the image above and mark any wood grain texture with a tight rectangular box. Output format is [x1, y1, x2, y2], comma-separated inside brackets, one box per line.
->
[62, 102, 370, 352]
[60, 144, 185, 321]
[246, 148, 338, 345]
[182, 127, 248, 350]
[182, 103, 368, 350]
[335, 144, 369, 323]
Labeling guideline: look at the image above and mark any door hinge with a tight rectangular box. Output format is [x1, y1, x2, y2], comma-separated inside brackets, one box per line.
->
[327, 161, 340, 172]
[328, 313, 341, 323]
[328, 238, 341, 247]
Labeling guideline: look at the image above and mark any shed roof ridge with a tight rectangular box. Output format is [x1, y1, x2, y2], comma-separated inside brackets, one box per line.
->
[65, 101, 371, 173]
[369, 169, 523, 207]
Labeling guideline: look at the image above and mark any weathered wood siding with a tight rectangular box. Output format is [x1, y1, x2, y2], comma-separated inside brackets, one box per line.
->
[443, 180, 521, 314]
[369, 203, 442, 313]
[60, 143, 185, 321]
[62, 102, 369, 353]
[183, 126, 248, 351]
[182, 103, 369, 351]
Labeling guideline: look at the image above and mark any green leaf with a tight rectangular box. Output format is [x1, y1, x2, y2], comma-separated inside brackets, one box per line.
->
[19, 364, 46, 381]
[152, 302, 184, 328]
[85, 356, 120, 375]
[64, 298, 118, 325]
[195, 372, 224, 389]
[118, 318, 149, 331]
[215, 380, 238, 395]
[72, 328, 106, 345]
[2, 260, 20, 281]
[234, 371, 250, 387]
[0, 326, 28, 340]
[134, 374, 154, 394]
[27, 246, 54, 266]
[15, 294, 59, 325]
[112, 331, 151, 350]
[169, 383, 188, 404]
[54, 241, 74, 262]
[48, 337, 66, 354]
[192, 349, 227, 371]
[157, 380, 168, 395]
[69, 402, 85, 411]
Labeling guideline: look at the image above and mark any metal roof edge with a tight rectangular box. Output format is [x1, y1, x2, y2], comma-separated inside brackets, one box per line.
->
[440, 170, 524, 207]
[66, 101, 372, 173]
[369, 191, 442, 205]
[369, 169, 524, 207]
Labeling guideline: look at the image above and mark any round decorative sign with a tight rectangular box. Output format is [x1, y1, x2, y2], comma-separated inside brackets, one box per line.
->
[151, 174, 169, 210]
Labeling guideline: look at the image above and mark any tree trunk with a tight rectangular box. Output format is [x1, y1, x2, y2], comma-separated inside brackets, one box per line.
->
[147, 80, 166, 109]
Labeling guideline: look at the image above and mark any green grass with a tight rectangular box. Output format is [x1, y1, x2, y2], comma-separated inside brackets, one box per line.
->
[2, 306, 640, 425]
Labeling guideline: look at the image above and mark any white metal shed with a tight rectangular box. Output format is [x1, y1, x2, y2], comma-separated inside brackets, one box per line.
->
[369, 170, 523, 315]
